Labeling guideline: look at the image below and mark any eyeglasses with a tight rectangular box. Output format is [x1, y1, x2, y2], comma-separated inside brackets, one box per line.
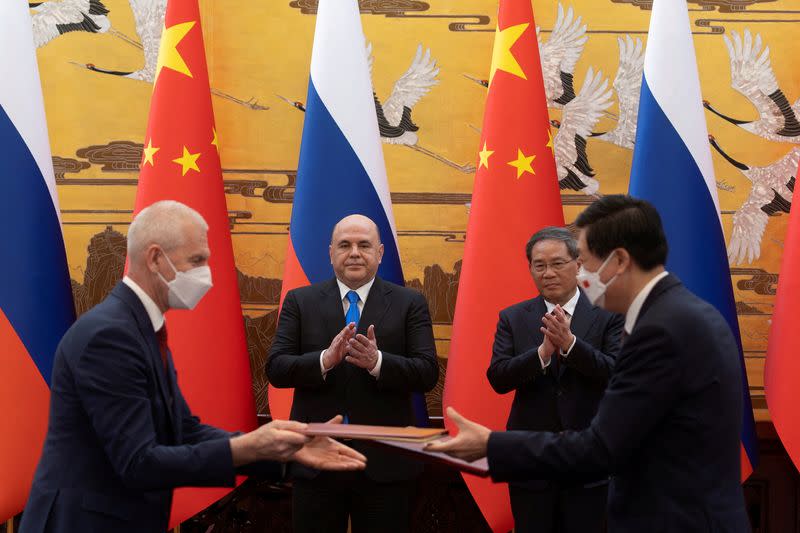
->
[531, 258, 575, 274]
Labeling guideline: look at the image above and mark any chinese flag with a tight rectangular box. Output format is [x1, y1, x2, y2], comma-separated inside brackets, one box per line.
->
[442, 0, 564, 530]
[133, 0, 256, 527]
[765, 159, 800, 473]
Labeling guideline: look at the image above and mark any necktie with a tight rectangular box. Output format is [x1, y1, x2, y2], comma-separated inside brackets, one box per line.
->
[156, 326, 169, 371]
[345, 290, 360, 326]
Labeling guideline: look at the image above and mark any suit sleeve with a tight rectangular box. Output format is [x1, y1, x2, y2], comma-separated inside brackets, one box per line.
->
[375, 291, 439, 392]
[563, 312, 624, 381]
[73, 325, 236, 491]
[266, 289, 326, 389]
[486, 311, 545, 394]
[175, 384, 284, 480]
[487, 323, 681, 481]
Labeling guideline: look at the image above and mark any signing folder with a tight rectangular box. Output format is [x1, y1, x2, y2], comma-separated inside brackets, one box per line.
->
[301, 424, 490, 477]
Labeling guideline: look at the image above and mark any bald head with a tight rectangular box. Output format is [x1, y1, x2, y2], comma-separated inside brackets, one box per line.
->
[330, 214, 381, 245]
[329, 214, 384, 289]
[127, 200, 208, 262]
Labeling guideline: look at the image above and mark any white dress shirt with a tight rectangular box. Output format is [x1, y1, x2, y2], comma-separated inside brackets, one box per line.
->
[122, 276, 164, 332]
[540, 287, 580, 368]
[320, 277, 383, 378]
[624, 271, 669, 335]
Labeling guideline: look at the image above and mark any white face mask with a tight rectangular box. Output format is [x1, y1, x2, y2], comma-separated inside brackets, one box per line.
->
[157, 251, 213, 310]
[576, 252, 617, 307]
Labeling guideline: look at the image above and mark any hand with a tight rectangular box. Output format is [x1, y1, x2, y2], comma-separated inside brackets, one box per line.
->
[541, 305, 574, 353]
[425, 407, 491, 462]
[345, 324, 379, 371]
[322, 323, 356, 370]
[231, 419, 310, 466]
[292, 416, 367, 471]
[538, 329, 556, 367]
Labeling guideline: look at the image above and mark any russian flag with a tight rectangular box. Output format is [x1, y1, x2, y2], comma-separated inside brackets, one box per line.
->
[629, 0, 758, 479]
[268, 0, 427, 424]
[0, 1, 75, 521]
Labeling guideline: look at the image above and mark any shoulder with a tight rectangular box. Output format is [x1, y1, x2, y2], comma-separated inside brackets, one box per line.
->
[499, 297, 539, 318]
[286, 279, 335, 300]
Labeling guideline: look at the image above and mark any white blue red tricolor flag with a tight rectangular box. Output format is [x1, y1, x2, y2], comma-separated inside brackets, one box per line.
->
[629, 0, 758, 480]
[269, 0, 427, 423]
[0, 1, 75, 520]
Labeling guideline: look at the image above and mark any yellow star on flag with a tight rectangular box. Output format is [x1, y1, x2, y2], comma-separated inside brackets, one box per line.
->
[155, 21, 196, 85]
[173, 146, 201, 176]
[508, 148, 536, 179]
[489, 22, 529, 86]
[211, 128, 219, 151]
[478, 141, 494, 169]
[546, 128, 555, 155]
[142, 138, 159, 167]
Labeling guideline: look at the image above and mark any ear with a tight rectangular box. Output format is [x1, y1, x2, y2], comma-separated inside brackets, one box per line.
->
[377, 242, 384, 263]
[145, 244, 162, 274]
[615, 248, 631, 274]
[329, 244, 334, 265]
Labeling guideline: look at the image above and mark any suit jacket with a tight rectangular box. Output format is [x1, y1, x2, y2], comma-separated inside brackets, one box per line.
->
[487, 275, 749, 532]
[20, 282, 281, 533]
[266, 276, 439, 482]
[486, 290, 623, 488]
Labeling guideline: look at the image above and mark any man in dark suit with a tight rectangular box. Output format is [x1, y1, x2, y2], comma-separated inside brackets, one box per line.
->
[267, 213, 439, 533]
[20, 201, 365, 533]
[429, 195, 750, 532]
[486, 226, 623, 533]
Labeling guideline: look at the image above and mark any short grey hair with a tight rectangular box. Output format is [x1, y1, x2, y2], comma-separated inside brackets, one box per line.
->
[525, 226, 578, 263]
[127, 200, 208, 258]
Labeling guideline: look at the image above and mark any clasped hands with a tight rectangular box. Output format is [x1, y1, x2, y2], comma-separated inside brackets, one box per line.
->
[231, 415, 366, 471]
[322, 322, 379, 372]
[538, 304, 575, 365]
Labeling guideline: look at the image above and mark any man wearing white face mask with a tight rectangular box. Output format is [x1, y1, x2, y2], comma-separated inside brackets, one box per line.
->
[20, 201, 366, 533]
[428, 195, 749, 532]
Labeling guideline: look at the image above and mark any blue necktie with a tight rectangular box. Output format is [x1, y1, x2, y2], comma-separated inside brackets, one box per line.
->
[345, 290, 360, 326]
[342, 290, 360, 425]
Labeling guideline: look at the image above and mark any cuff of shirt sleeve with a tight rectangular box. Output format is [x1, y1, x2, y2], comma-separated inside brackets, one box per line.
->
[368, 351, 383, 378]
[320, 350, 328, 380]
[560, 335, 577, 357]
[539, 352, 551, 369]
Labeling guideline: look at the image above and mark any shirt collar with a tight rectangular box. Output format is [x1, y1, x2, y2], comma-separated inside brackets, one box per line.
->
[122, 276, 165, 332]
[336, 276, 376, 304]
[544, 287, 580, 316]
[624, 271, 669, 334]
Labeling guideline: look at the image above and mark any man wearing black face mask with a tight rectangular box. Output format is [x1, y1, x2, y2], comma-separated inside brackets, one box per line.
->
[429, 195, 749, 532]
[20, 201, 366, 533]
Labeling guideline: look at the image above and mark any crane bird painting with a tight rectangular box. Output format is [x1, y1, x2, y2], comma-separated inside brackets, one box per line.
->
[705, 29, 800, 144]
[537, 3, 587, 109]
[35, 0, 267, 110]
[30, 0, 111, 48]
[709, 135, 798, 265]
[552, 67, 613, 195]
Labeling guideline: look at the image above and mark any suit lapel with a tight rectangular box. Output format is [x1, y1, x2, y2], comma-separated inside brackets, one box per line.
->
[319, 278, 346, 339]
[112, 282, 176, 439]
[358, 277, 391, 335]
[569, 291, 595, 340]
[525, 297, 547, 348]
[166, 353, 182, 442]
[559, 291, 595, 378]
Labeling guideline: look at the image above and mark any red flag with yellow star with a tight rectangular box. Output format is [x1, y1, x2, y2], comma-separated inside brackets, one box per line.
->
[133, 0, 256, 527]
[442, 0, 563, 530]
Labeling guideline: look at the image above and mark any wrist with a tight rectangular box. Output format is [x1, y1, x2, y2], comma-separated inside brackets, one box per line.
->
[562, 335, 575, 352]
[230, 434, 255, 467]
